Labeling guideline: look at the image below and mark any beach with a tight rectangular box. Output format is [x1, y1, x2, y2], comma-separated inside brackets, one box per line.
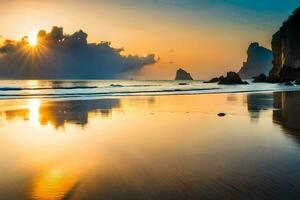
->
[1, 1, 300, 199]
[0, 90, 300, 199]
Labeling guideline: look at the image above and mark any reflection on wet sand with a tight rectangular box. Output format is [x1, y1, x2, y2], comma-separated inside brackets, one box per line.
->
[5, 109, 29, 121]
[31, 164, 81, 200]
[1, 93, 300, 199]
[39, 99, 121, 128]
[273, 92, 300, 138]
[1, 98, 121, 128]
[245, 92, 300, 141]
[245, 93, 273, 120]
[0, 97, 157, 129]
[3, 92, 300, 135]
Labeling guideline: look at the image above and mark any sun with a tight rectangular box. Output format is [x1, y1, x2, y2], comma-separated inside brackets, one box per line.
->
[28, 33, 38, 46]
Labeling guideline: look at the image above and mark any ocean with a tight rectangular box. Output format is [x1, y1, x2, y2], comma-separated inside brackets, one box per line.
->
[0, 80, 300, 100]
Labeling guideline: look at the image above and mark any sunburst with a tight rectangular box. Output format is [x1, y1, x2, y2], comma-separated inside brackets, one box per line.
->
[28, 34, 38, 46]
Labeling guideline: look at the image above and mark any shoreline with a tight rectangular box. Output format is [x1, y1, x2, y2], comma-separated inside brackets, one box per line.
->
[0, 87, 300, 101]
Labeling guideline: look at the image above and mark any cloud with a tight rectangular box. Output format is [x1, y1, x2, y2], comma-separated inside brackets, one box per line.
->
[0, 26, 157, 79]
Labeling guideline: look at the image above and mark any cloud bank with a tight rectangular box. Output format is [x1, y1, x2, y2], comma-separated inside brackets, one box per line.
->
[0, 26, 157, 79]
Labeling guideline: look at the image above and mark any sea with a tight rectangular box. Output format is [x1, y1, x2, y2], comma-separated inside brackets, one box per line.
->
[0, 79, 300, 100]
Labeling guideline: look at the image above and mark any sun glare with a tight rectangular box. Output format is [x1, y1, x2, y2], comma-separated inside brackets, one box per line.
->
[28, 33, 38, 46]
[29, 99, 41, 123]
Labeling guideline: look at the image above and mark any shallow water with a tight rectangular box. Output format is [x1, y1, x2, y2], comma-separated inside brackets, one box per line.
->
[0, 91, 300, 199]
[0, 80, 300, 99]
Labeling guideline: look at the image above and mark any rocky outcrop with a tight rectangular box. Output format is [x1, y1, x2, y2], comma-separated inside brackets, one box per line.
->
[253, 74, 267, 82]
[218, 72, 248, 85]
[285, 81, 294, 86]
[270, 7, 300, 78]
[175, 68, 193, 80]
[295, 78, 300, 85]
[204, 76, 224, 83]
[217, 113, 226, 117]
[239, 42, 273, 78]
[266, 74, 280, 83]
[278, 66, 300, 82]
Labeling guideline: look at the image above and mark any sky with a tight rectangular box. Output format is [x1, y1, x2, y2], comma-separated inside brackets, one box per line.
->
[0, 0, 299, 79]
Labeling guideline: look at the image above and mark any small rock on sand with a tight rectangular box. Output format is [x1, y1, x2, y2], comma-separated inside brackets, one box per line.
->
[218, 113, 226, 117]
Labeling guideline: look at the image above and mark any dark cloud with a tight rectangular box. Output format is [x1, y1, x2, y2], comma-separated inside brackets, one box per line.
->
[0, 26, 157, 79]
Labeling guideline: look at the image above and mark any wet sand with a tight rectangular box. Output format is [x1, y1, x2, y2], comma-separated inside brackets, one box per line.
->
[0, 92, 300, 199]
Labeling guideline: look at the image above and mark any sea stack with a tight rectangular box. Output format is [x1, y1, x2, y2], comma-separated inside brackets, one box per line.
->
[238, 42, 273, 79]
[270, 7, 300, 81]
[218, 72, 248, 85]
[175, 68, 193, 80]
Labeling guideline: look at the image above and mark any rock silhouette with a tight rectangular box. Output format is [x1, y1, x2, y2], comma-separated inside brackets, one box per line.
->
[270, 7, 300, 80]
[175, 68, 193, 80]
[253, 74, 267, 83]
[204, 76, 224, 83]
[217, 113, 226, 117]
[218, 72, 248, 85]
[239, 42, 273, 79]
[284, 81, 294, 86]
[278, 66, 300, 82]
[295, 78, 300, 85]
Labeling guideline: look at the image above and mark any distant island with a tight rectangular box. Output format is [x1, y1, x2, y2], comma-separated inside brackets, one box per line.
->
[238, 42, 273, 79]
[175, 68, 193, 80]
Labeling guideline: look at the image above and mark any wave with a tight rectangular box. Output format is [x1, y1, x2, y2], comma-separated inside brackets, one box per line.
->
[0, 87, 220, 98]
[110, 84, 124, 87]
[0, 86, 98, 91]
[110, 84, 161, 88]
[1, 80, 300, 100]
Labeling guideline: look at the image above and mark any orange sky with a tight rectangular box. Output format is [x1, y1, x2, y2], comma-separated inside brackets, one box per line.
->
[0, 0, 298, 79]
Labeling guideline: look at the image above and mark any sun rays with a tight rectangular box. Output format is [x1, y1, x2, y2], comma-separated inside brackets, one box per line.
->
[11, 32, 52, 75]
[28, 34, 38, 46]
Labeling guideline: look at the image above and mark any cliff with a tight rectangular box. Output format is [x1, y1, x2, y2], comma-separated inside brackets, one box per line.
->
[270, 7, 300, 77]
[175, 68, 193, 80]
[238, 42, 273, 79]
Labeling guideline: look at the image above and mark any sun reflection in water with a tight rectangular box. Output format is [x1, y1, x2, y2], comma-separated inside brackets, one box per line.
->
[26, 80, 40, 88]
[29, 99, 41, 124]
[31, 165, 80, 200]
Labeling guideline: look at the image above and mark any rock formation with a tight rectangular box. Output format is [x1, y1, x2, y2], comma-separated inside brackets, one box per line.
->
[218, 113, 226, 117]
[239, 42, 273, 79]
[278, 66, 300, 82]
[175, 68, 193, 80]
[285, 81, 294, 86]
[270, 7, 300, 79]
[218, 72, 248, 85]
[295, 78, 300, 85]
[253, 74, 267, 83]
[204, 76, 224, 83]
